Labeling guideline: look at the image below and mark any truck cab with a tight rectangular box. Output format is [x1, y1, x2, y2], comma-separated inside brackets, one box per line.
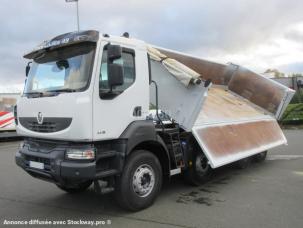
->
[15, 30, 178, 211]
[17, 30, 150, 141]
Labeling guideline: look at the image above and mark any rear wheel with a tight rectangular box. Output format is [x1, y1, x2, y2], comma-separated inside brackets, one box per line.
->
[234, 157, 252, 169]
[183, 145, 212, 186]
[56, 181, 92, 194]
[254, 151, 267, 162]
[114, 150, 162, 211]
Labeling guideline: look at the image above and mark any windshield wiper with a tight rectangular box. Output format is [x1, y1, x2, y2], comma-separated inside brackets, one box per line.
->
[47, 89, 77, 93]
[23, 92, 45, 97]
[23, 89, 76, 98]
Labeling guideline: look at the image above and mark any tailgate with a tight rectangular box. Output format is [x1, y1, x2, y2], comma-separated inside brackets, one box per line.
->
[192, 119, 286, 168]
[192, 86, 288, 168]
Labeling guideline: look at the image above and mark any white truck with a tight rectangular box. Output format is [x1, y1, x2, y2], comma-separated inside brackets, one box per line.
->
[15, 30, 294, 211]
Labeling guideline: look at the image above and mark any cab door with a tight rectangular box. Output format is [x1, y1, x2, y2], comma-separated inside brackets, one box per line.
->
[92, 41, 150, 141]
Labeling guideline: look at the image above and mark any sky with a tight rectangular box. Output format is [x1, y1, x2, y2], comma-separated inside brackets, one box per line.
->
[1, 0, 303, 92]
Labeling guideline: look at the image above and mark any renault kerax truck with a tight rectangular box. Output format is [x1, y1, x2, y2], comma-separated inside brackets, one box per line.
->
[15, 30, 294, 211]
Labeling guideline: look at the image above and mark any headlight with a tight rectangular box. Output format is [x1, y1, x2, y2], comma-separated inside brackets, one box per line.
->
[66, 147, 95, 160]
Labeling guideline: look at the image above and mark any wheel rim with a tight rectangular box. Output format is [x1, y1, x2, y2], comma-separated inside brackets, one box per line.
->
[195, 153, 209, 174]
[132, 164, 155, 197]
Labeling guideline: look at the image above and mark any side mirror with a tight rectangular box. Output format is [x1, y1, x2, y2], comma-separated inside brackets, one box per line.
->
[108, 63, 124, 89]
[108, 45, 122, 62]
[25, 62, 32, 77]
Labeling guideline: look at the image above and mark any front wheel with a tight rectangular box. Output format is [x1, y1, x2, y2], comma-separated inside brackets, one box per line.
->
[114, 150, 162, 211]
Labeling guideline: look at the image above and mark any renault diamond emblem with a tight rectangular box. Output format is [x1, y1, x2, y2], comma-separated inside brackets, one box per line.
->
[37, 112, 44, 125]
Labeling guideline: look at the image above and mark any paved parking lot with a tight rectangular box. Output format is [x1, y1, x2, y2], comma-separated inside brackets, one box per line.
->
[0, 130, 302, 228]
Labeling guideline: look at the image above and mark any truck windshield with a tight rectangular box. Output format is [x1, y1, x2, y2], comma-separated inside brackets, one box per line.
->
[24, 43, 96, 96]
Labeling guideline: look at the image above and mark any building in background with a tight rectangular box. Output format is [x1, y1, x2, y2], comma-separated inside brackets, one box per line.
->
[272, 76, 303, 91]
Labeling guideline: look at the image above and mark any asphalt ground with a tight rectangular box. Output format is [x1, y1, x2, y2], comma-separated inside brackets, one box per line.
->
[0, 130, 302, 228]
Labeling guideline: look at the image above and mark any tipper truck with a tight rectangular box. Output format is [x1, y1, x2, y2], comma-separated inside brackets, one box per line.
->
[15, 30, 294, 211]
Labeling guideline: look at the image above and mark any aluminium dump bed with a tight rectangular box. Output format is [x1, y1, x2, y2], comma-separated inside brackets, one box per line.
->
[149, 46, 294, 168]
[192, 86, 286, 167]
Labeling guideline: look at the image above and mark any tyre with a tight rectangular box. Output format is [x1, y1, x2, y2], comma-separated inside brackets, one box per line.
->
[254, 151, 267, 162]
[234, 157, 252, 169]
[114, 150, 162, 211]
[56, 181, 92, 194]
[183, 145, 212, 186]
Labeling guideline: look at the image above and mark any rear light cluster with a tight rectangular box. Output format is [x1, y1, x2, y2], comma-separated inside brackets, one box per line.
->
[14, 105, 18, 125]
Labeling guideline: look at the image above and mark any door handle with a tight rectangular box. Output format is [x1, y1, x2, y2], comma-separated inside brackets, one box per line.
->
[133, 106, 142, 117]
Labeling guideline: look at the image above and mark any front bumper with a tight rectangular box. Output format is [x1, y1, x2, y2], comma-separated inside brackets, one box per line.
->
[15, 139, 96, 184]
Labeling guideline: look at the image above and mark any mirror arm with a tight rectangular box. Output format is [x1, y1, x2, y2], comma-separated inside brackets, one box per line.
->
[25, 61, 32, 77]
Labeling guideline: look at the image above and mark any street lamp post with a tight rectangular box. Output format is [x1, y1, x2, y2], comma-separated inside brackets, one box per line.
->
[65, 0, 80, 31]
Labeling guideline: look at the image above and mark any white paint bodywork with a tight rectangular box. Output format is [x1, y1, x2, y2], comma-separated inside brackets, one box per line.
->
[17, 91, 94, 141]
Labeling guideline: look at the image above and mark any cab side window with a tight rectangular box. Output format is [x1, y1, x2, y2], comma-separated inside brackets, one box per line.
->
[99, 48, 135, 97]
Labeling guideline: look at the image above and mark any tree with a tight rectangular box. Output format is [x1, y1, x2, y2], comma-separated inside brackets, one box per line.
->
[289, 73, 303, 77]
[264, 69, 285, 78]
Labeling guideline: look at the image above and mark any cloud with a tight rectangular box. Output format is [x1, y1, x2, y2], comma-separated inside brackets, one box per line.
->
[201, 22, 303, 72]
[1, 0, 303, 90]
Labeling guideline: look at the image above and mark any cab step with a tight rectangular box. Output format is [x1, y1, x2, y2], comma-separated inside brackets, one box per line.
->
[98, 150, 117, 159]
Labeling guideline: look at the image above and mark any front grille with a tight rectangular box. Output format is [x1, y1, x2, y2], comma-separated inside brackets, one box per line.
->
[28, 121, 56, 133]
[26, 139, 59, 152]
[19, 117, 72, 133]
